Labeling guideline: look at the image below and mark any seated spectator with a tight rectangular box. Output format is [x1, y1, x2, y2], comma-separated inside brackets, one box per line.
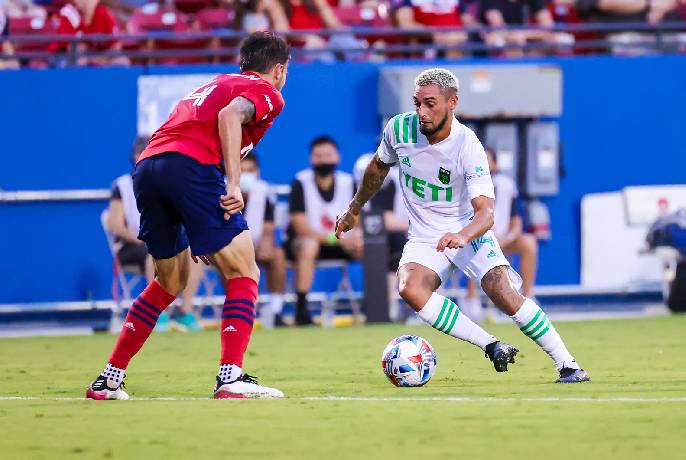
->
[465, 147, 538, 317]
[391, 0, 468, 58]
[278, 0, 363, 62]
[578, 0, 682, 24]
[240, 152, 288, 328]
[482, 0, 558, 56]
[100, 0, 157, 23]
[1, 9, 19, 69]
[354, 153, 409, 322]
[287, 136, 361, 325]
[48, 0, 129, 66]
[234, 0, 289, 32]
[108, 137, 203, 332]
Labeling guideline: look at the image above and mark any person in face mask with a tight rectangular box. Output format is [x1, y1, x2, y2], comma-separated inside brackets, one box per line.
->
[240, 152, 287, 328]
[286, 135, 362, 325]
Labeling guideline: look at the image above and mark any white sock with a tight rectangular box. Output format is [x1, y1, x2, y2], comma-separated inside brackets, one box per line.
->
[511, 298, 580, 371]
[218, 364, 243, 383]
[103, 363, 125, 387]
[418, 293, 497, 350]
[269, 294, 284, 315]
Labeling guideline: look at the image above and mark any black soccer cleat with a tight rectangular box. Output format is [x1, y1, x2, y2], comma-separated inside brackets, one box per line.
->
[485, 341, 519, 372]
[274, 313, 287, 328]
[86, 374, 130, 400]
[555, 367, 591, 383]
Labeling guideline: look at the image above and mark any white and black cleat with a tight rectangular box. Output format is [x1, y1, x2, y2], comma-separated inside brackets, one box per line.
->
[213, 374, 284, 399]
[485, 341, 519, 372]
[86, 374, 130, 400]
[555, 368, 591, 383]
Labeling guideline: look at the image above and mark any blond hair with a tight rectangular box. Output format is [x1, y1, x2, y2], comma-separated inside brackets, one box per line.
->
[414, 68, 459, 94]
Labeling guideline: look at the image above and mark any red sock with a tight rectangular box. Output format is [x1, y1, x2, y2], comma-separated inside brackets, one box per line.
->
[221, 277, 258, 367]
[108, 280, 176, 369]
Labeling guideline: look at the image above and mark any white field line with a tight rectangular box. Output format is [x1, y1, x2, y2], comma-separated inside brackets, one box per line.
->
[1, 396, 685, 402]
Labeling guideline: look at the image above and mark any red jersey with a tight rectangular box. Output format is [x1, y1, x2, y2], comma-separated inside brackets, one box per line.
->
[48, 3, 118, 52]
[140, 72, 285, 166]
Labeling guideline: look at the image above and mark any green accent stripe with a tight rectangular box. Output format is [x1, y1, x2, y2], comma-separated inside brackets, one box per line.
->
[411, 115, 418, 143]
[402, 114, 410, 143]
[520, 309, 542, 332]
[444, 301, 460, 332]
[525, 314, 548, 337]
[531, 321, 551, 340]
[437, 304, 455, 332]
[432, 298, 450, 329]
[393, 116, 400, 144]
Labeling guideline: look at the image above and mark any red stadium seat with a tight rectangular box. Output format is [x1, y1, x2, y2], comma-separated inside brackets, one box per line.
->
[175, 0, 218, 15]
[8, 15, 59, 53]
[128, 9, 206, 64]
[333, 4, 391, 27]
[195, 7, 234, 31]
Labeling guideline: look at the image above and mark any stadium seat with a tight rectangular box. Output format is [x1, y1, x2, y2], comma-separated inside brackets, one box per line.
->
[128, 9, 206, 64]
[175, 0, 218, 15]
[8, 15, 58, 54]
[195, 7, 234, 31]
[311, 259, 362, 326]
[100, 210, 146, 333]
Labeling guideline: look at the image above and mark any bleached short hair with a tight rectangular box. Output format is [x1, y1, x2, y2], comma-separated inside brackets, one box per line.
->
[414, 68, 459, 95]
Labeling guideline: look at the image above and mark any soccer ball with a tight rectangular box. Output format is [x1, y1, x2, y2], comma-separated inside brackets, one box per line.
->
[381, 335, 437, 387]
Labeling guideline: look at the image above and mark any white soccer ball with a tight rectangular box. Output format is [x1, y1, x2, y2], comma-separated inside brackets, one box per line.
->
[381, 335, 437, 387]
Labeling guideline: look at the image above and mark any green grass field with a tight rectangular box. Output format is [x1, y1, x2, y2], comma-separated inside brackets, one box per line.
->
[1, 315, 685, 459]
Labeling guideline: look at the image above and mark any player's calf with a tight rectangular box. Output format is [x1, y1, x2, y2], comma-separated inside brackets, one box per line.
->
[481, 266, 590, 382]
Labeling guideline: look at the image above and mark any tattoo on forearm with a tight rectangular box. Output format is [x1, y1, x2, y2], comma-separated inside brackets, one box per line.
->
[350, 155, 391, 212]
[228, 96, 256, 124]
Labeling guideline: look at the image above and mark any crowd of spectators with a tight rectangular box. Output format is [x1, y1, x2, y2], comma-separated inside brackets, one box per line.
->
[1, 0, 684, 66]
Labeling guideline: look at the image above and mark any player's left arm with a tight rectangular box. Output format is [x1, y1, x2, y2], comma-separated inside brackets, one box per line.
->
[437, 196, 495, 252]
[217, 96, 256, 219]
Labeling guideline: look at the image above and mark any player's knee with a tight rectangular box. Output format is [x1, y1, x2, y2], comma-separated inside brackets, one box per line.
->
[522, 234, 538, 255]
[398, 277, 429, 310]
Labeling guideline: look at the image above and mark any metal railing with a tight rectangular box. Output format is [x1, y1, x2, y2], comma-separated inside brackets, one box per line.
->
[1, 21, 685, 65]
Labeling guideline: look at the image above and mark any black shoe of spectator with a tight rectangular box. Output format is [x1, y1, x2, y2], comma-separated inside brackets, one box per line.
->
[295, 305, 313, 326]
[274, 314, 287, 328]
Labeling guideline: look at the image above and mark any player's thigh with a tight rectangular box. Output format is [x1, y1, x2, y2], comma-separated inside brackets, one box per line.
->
[168, 155, 249, 258]
[397, 240, 453, 286]
[450, 230, 520, 287]
[507, 233, 538, 256]
[133, 156, 190, 259]
[207, 230, 260, 282]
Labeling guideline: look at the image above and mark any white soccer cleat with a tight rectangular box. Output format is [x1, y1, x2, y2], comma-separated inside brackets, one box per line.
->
[86, 375, 130, 400]
[213, 375, 284, 399]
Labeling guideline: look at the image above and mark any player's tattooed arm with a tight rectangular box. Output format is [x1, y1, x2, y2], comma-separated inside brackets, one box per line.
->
[217, 96, 256, 220]
[350, 154, 391, 214]
[335, 154, 390, 237]
[226, 96, 256, 124]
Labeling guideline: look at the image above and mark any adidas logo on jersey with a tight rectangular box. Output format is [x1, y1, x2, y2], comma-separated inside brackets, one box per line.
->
[401, 157, 411, 167]
[223, 325, 237, 333]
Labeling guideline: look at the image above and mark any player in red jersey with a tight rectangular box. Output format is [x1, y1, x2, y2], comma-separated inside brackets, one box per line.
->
[86, 32, 290, 400]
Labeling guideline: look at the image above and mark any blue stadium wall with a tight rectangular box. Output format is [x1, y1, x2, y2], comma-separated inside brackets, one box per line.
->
[0, 55, 684, 303]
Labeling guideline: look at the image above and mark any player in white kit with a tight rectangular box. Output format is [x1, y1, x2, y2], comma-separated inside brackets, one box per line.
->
[335, 68, 589, 383]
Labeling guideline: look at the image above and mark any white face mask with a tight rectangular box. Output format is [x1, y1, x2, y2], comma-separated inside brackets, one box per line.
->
[240, 172, 258, 193]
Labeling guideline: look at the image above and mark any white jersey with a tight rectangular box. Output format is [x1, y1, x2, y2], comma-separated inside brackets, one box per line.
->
[376, 112, 494, 242]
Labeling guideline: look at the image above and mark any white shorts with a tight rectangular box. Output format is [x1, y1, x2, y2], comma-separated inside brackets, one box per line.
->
[398, 230, 523, 289]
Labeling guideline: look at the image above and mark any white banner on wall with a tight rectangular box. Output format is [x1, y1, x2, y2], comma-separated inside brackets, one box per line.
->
[137, 74, 219, 136]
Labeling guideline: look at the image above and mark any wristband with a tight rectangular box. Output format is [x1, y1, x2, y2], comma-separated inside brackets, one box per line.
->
[326, 232, 339, 245]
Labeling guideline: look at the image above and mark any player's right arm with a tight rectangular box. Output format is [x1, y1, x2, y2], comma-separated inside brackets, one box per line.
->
[217, 96, 256, 219]
[335, 121, 397, 237]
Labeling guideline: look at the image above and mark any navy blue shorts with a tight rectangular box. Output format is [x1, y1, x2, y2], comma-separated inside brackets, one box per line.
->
[133, 152, 248, 259]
